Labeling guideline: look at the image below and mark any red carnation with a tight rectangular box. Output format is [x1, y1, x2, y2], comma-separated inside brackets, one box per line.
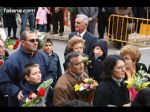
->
[37, 87, 46, 96]
[13, 39, 20, 49]
[0, 60, 4, 65]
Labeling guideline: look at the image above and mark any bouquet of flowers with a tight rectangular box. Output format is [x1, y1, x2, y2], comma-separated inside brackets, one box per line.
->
[22, 79, 53, 107]
[5, 38, 20, 50]
[36, 32, 46, 49]
[124, 67, 150, 101]
[74, 78, 98, 104]
[82, 55, 91, 66]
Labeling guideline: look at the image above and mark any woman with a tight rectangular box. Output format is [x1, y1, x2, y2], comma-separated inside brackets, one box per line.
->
[0, 39, 9, 67]
[64, 36, 85, 71]
[93, 55, 130, 107]
[66, 36, 85, 55]
[120, 45, 147, 79]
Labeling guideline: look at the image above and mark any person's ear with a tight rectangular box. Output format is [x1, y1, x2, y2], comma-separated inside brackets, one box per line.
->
[21, 40, 25, 46]
[25, 75, 30, 82]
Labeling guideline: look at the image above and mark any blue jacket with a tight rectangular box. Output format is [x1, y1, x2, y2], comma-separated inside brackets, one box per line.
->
[42, 51, 62, 87]
[0, 45, 52, 106]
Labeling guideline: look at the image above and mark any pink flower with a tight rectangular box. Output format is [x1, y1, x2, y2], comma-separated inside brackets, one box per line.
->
[129, 87, 138, 101]
[84, 84, 90, 89]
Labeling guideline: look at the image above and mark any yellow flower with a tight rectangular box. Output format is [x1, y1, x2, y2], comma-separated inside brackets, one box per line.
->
[25, 98, 31, 103]
[8, 44, 14, 50]
[124, 78, 134, 88]
[141, 82, 150, 88]
[74, 84, 80, 91]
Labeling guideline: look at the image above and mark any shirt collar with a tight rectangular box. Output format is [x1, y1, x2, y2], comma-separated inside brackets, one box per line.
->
[111, 76, 123, 87]
[77, 30, 86, 38]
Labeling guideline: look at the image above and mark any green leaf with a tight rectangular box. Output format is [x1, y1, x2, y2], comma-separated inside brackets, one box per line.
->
[37, 79, 53, 90]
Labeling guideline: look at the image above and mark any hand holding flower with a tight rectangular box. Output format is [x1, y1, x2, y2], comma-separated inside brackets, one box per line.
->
[17, 91, 24, 100]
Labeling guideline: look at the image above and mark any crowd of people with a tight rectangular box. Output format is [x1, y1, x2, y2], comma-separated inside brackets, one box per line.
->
[0, 7, 150, 107]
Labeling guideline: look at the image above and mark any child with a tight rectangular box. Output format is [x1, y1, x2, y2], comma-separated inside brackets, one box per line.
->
[88, 39, 108, 83]
[36, 7, 50, 32]
[42, 38, 62, 87]
[18, 63, 53, 107]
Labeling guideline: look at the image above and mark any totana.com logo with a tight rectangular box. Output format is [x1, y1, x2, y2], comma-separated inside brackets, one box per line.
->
[3, 8, 35, 14]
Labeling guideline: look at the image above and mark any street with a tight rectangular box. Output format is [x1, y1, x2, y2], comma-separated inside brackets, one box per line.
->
[3, 23, 150, 73]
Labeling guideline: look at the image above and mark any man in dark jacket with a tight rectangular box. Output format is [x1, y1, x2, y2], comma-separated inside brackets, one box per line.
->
[64, 14, 98, 57]
[0, 30, 53, 106]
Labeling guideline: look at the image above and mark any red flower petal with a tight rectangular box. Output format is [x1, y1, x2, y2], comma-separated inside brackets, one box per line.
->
[37, 87, 46, 96]
[0, 60, 4, 65]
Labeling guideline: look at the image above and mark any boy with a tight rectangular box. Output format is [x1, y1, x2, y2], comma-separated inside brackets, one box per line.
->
[18, 63, 53, 106]
[42, 38, 62, 87]
[88, 39, 108, 83]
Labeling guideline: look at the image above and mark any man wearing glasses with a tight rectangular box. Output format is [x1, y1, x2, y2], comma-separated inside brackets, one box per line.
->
[0, 30, 53, 106]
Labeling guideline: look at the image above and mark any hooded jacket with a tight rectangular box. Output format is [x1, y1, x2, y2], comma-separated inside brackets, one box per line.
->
[88, 39, 108, 82]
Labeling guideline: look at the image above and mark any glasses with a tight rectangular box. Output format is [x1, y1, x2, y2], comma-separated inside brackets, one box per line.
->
[27, 39, 39, 43]
[113, 65, 126, 70]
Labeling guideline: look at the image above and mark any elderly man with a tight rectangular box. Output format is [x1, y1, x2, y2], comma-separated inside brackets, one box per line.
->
[64, 14, 98, 57]
[78, 7, 99, 35]
[0, 30, 53, 106]
[53, 52, 89, 106]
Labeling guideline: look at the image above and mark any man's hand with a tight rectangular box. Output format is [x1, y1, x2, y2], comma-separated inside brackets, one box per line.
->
[17, 91, 24, 100]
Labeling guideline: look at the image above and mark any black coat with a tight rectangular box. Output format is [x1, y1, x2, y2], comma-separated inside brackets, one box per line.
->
[88, 39, 108, 82]
[93, 78, 130, 107]
[136, 63, 148, 73]
[2, 7, 17, 28]
[148, 65, 150, 74]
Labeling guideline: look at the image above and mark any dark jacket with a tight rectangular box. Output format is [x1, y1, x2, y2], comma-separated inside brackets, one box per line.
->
[88, 39, 108, 82]
[148, 65, 150, 74]
[136, 63, 148, 73]
[93, 78, 130, 107]
[0, 45, 52, 106]
[43, 51, 62, 87]
[131, 87, 150, 106]
[3, 9, 17, 28]
[19, 79, 53, 107]
[19, 79, 39, 106]
[64, 31, 98, 57]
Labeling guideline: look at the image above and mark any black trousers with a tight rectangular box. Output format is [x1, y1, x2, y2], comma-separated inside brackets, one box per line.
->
[46, 14, 52, 32]
[52, 12, 64, 33]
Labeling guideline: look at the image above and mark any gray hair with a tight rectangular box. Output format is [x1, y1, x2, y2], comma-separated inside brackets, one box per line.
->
[76, 14, 89, 25]
[65, 52, 82, 68]
[20, 30, 35, 40]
